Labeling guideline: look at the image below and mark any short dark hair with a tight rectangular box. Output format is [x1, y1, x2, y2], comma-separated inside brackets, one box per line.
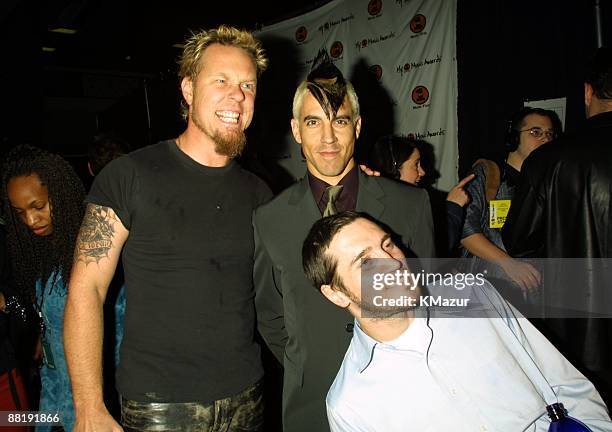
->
[302, 211, 364, 292]
[368, 135, 418, 179]
[88, 134, 130, 175]
[505, 107, 563, 152]
[586, 46, 612, 100]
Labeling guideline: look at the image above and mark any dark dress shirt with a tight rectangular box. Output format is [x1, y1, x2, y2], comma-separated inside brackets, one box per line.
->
[308, 164, 359, 215]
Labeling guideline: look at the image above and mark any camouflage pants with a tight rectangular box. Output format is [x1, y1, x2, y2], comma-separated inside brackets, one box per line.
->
[121, 380, 264, 432]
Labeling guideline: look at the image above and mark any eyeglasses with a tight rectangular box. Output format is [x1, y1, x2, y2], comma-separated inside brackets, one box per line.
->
[519, 127, 556, 140]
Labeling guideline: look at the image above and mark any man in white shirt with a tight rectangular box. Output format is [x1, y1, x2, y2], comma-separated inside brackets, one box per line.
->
[301, 211, 612, 432]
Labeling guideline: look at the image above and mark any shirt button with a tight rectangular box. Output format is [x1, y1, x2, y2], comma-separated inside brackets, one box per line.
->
[480, 426, 488, 431]
[345, 323, 354, 333]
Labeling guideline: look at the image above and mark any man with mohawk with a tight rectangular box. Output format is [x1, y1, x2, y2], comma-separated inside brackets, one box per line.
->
[253, 52, 435, 431]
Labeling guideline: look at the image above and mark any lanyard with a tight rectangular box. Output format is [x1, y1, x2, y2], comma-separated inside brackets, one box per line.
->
[34, 272, 59, 338]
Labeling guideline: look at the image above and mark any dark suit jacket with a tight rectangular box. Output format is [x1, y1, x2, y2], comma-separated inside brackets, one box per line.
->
[253, 171, 435, 431]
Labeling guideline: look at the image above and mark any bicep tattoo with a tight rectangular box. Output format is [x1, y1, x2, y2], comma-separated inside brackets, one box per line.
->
[74, 204, 118, 265]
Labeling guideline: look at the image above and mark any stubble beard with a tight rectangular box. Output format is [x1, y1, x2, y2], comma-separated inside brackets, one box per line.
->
[312, 155, 354, 179]
[345, 289, 415, 319]
[192, 111, 247, 158]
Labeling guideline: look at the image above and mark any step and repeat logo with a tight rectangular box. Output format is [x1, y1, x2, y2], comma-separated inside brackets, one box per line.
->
[330, 41, 344, 59]
[409, 13, 428, 38]
[411, 85, 430, 108]
[355, 32, 396, 51]
[405, 127, 447, 141]
[395, 54, 442, 77]
[410, 14, 427, 33]
[295, 26, 308, 43]
[368, 0, 383, 17]
[318, 14, 355, 35]
[369, 64, 383, 81]
[399, 63, 411, 74]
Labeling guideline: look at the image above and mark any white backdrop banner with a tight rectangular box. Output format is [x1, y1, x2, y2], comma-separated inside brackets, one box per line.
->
[256, 0, 458, 190]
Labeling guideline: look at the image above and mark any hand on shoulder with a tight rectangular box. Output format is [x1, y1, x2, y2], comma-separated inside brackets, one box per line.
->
[359, 164, 380, 177]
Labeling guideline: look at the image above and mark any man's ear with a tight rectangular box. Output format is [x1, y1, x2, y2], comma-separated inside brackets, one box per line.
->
[585, 82, 594, 108]
[320, 284, 350, 308]
[354, 116, 362, 139]
[181, 77, 194, 107]
[291, 118, 302, 144]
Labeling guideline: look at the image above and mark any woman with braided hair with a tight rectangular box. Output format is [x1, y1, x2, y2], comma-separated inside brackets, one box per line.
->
[1, 144, 85, 431]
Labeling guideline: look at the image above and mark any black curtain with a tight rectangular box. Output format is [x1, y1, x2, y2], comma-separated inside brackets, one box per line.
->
[456, 0, 608, 176]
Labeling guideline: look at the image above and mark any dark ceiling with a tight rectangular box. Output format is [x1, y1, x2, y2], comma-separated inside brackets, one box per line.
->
[0, 0, 333, 152]
[6, 0, 330, 74]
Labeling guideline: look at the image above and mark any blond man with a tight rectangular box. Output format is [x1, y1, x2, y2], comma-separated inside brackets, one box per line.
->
[65, 26, 270, 431]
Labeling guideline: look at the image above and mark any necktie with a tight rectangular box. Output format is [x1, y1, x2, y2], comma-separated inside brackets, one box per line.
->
[323, 184, 344, 217]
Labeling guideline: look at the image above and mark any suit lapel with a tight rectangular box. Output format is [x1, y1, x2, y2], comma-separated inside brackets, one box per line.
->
[356, 171, 385, 219]
[289, 176, 322, 221]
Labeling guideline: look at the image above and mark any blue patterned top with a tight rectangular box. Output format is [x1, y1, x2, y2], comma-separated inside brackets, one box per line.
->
[36, 274, 74, 432]
[460, 162, 520, 282]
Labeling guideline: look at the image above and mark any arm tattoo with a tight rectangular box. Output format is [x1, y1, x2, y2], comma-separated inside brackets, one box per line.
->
[74, 204, 118, 265]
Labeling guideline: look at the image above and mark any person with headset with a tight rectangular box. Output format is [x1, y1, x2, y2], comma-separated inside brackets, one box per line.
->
[369, 135, 425, 185]
[460, 107, 561, 305]
[368, 135, 475, 253]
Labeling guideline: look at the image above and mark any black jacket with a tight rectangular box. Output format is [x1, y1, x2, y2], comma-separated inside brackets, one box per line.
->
[502, 110, 612, 386]
[503, 111, 612, 259]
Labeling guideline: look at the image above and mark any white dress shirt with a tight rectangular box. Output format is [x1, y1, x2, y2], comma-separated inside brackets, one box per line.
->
[326, 281, 611, 432]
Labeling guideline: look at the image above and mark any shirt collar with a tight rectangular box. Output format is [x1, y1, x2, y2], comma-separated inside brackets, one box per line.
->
[352, 316, 433, 372]
[503, 162, 521, 186]
[586, 110, 612, 129]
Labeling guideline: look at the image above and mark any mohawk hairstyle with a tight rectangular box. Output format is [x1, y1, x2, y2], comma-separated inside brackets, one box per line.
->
[306, 49, 347, 119]
[1, 145, 85, 297]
